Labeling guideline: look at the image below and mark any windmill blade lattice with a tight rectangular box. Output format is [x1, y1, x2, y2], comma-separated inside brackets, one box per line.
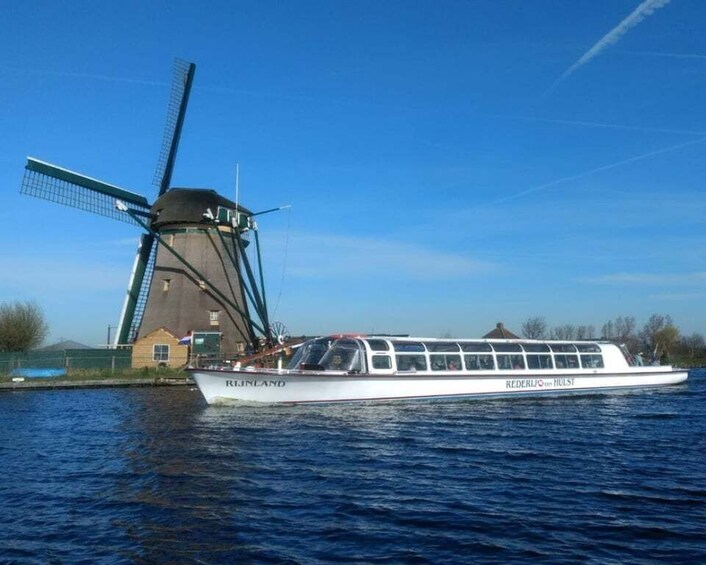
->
[19, 58, 270, 354]
[118, 59, 195, 343]
[153, 58, 195, 195]
[123, 234, 158, 343]
[21, 158, 150, 225]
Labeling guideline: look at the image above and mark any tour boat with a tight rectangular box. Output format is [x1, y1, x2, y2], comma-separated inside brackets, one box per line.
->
[189, 335, 688, 405]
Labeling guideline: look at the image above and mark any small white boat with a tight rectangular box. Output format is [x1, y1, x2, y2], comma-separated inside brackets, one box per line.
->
[189, 335, 688, 405]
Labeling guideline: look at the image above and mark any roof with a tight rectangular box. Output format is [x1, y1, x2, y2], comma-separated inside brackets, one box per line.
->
[150, 188, 252, 228]
[133, 326, 182, 342]
[483, 322, 520, 340]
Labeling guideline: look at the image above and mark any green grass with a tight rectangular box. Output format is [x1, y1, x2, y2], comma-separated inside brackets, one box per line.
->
[673, 357, 706, 369]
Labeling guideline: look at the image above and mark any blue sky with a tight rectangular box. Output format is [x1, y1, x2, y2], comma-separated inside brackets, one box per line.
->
[2, 0, 705, 346]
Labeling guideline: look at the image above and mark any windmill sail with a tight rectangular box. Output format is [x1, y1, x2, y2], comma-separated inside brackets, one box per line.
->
[20, 58, 271, 354]
[153, 58, 196, 195]
[117, 59, 196, 343]
[21, 158, 150, 224]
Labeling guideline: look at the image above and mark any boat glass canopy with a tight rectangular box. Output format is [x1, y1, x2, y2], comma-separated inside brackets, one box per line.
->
[319, 339, 365, 372]
[287, 337, 334, 370]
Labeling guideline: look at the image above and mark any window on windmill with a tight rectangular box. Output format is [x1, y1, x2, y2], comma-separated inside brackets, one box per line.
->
[234, 212, 250, 230]
[199, 280, 206, 291]
[209, 310, 220, 326]
[217, 207, 231, 223]
[153, 344, 169, 362]
[162, 279, 171, 292]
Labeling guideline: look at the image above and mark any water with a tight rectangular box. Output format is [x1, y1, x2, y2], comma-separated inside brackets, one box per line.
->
[1, 371, 705, 564]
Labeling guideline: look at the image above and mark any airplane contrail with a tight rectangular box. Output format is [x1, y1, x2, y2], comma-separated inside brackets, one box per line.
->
[488, 114, 706, 136]
[622, 50, 706, 60]
[546, 0, 673, 94]
[0, 64, 167, 87]
[487, 135, 706, 206]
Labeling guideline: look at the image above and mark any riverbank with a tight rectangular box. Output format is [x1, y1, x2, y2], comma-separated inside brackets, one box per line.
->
[0, 368, 194, 392]
[3, 368, 703, 394]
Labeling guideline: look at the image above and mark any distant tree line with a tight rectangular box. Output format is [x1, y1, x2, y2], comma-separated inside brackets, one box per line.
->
[521, 314, 706, 362]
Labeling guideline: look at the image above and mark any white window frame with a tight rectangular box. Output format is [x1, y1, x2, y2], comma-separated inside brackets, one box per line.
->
[153, 344, 170, 362]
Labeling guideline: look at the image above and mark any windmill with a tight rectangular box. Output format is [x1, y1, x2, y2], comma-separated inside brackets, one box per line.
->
[20, 59, 277, 354]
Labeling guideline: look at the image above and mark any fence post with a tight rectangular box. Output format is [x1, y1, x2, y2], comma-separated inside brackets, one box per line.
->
[111, 356, 116, 374]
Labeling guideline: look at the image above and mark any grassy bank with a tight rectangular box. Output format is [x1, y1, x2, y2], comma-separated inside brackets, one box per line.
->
[674, 358, 706, 369]
[0, 366, 187, 384]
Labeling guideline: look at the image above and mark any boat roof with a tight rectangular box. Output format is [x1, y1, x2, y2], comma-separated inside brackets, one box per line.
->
[322, 334, 614, 345]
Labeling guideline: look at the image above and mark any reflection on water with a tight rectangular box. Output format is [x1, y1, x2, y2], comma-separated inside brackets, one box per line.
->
[1, 374, 705, 562]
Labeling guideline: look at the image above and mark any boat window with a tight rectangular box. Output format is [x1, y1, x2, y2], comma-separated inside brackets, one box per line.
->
[372, 355, 392, 369]
[526, 354, 553, 369]
[521, 343, 550, 353]
[393, 342, 425, 352]
[550, 344, 577, 353]
[575, 343, 601, 353]
[319, 340, 364, 372]
[464, 354, 495, 370]
[580, 354, 604, 369]
[366, 339, 390, 351]
[497, 354, 525, 370]
[461, 342, 493, 352]
[554, 354, 579, 369]
[425, 342, 460, 352]
[396, 354, 427, 371]
[618, 343, 636, 366]
[493, 343, 523, 353]
[287, 337, 333, 369]
[430, 354, 462, 371]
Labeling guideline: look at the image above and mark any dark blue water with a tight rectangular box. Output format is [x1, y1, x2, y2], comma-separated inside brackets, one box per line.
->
[1, 371, 705, 564]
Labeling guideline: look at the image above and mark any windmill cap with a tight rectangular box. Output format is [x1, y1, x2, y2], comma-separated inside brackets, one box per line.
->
[150, 188, 252, 228]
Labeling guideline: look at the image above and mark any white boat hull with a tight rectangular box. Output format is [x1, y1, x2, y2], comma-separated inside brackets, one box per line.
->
[190, 367, 689, 405]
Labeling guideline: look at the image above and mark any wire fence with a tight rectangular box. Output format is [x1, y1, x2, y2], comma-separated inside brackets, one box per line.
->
[0, 350, 132, 375]
[0, 349, 291, 375]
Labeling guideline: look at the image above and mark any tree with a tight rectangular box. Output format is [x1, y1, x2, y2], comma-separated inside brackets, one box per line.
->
[521, 316, 547, 339]
[615, 316, 637, 342]
[0, 301, 48, 352]
[576, 325, 595, 340]
[551, 324, 576, 340]
[639, 314, 679, 359]
[602, 315, 639, 351]
[655, 325, 680, 360]
[680, 333, 705, 359]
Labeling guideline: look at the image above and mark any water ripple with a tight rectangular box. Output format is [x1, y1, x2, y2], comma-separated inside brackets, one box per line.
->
[0, 373, 705, 562]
